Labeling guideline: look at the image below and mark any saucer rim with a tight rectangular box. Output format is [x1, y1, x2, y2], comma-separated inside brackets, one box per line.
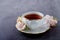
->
[16, 25, 50, 34]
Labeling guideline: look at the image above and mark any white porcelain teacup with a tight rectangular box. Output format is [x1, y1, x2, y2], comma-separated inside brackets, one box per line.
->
[21, 12, 44, 29]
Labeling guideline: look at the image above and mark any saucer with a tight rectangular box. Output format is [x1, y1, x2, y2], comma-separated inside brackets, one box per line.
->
[16, 21, 50, 34]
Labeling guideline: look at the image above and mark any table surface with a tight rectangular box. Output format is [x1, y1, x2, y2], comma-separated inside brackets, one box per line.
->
[0, 0, 60, 40]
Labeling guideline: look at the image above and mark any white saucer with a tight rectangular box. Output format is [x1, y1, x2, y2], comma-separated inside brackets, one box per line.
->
[16, 22, 50, 34]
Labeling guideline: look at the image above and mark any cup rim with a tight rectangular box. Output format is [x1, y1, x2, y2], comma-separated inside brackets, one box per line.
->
[21, 11, 44, 20]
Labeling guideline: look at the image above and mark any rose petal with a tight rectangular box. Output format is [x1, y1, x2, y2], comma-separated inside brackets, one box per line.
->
[43, 15, 57, 26]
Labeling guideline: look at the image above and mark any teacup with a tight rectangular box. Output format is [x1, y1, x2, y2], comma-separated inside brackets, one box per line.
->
[21, 12, 44, 29]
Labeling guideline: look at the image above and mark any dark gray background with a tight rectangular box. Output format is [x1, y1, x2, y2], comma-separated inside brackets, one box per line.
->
[0, 0, 60, 40]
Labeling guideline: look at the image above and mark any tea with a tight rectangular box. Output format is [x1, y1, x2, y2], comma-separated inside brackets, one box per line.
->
[24, 13, 42, 20]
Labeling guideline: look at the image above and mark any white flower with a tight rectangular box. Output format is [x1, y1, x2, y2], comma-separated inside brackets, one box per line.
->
[16, 17, 26, 31]
[44, 15, 58, 26]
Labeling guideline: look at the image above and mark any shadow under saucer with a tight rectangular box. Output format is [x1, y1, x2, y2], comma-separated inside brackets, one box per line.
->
[20, 29, 51, 39]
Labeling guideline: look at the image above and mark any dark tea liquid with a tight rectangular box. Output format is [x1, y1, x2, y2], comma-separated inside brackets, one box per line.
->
[24, 13, 42, 20]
